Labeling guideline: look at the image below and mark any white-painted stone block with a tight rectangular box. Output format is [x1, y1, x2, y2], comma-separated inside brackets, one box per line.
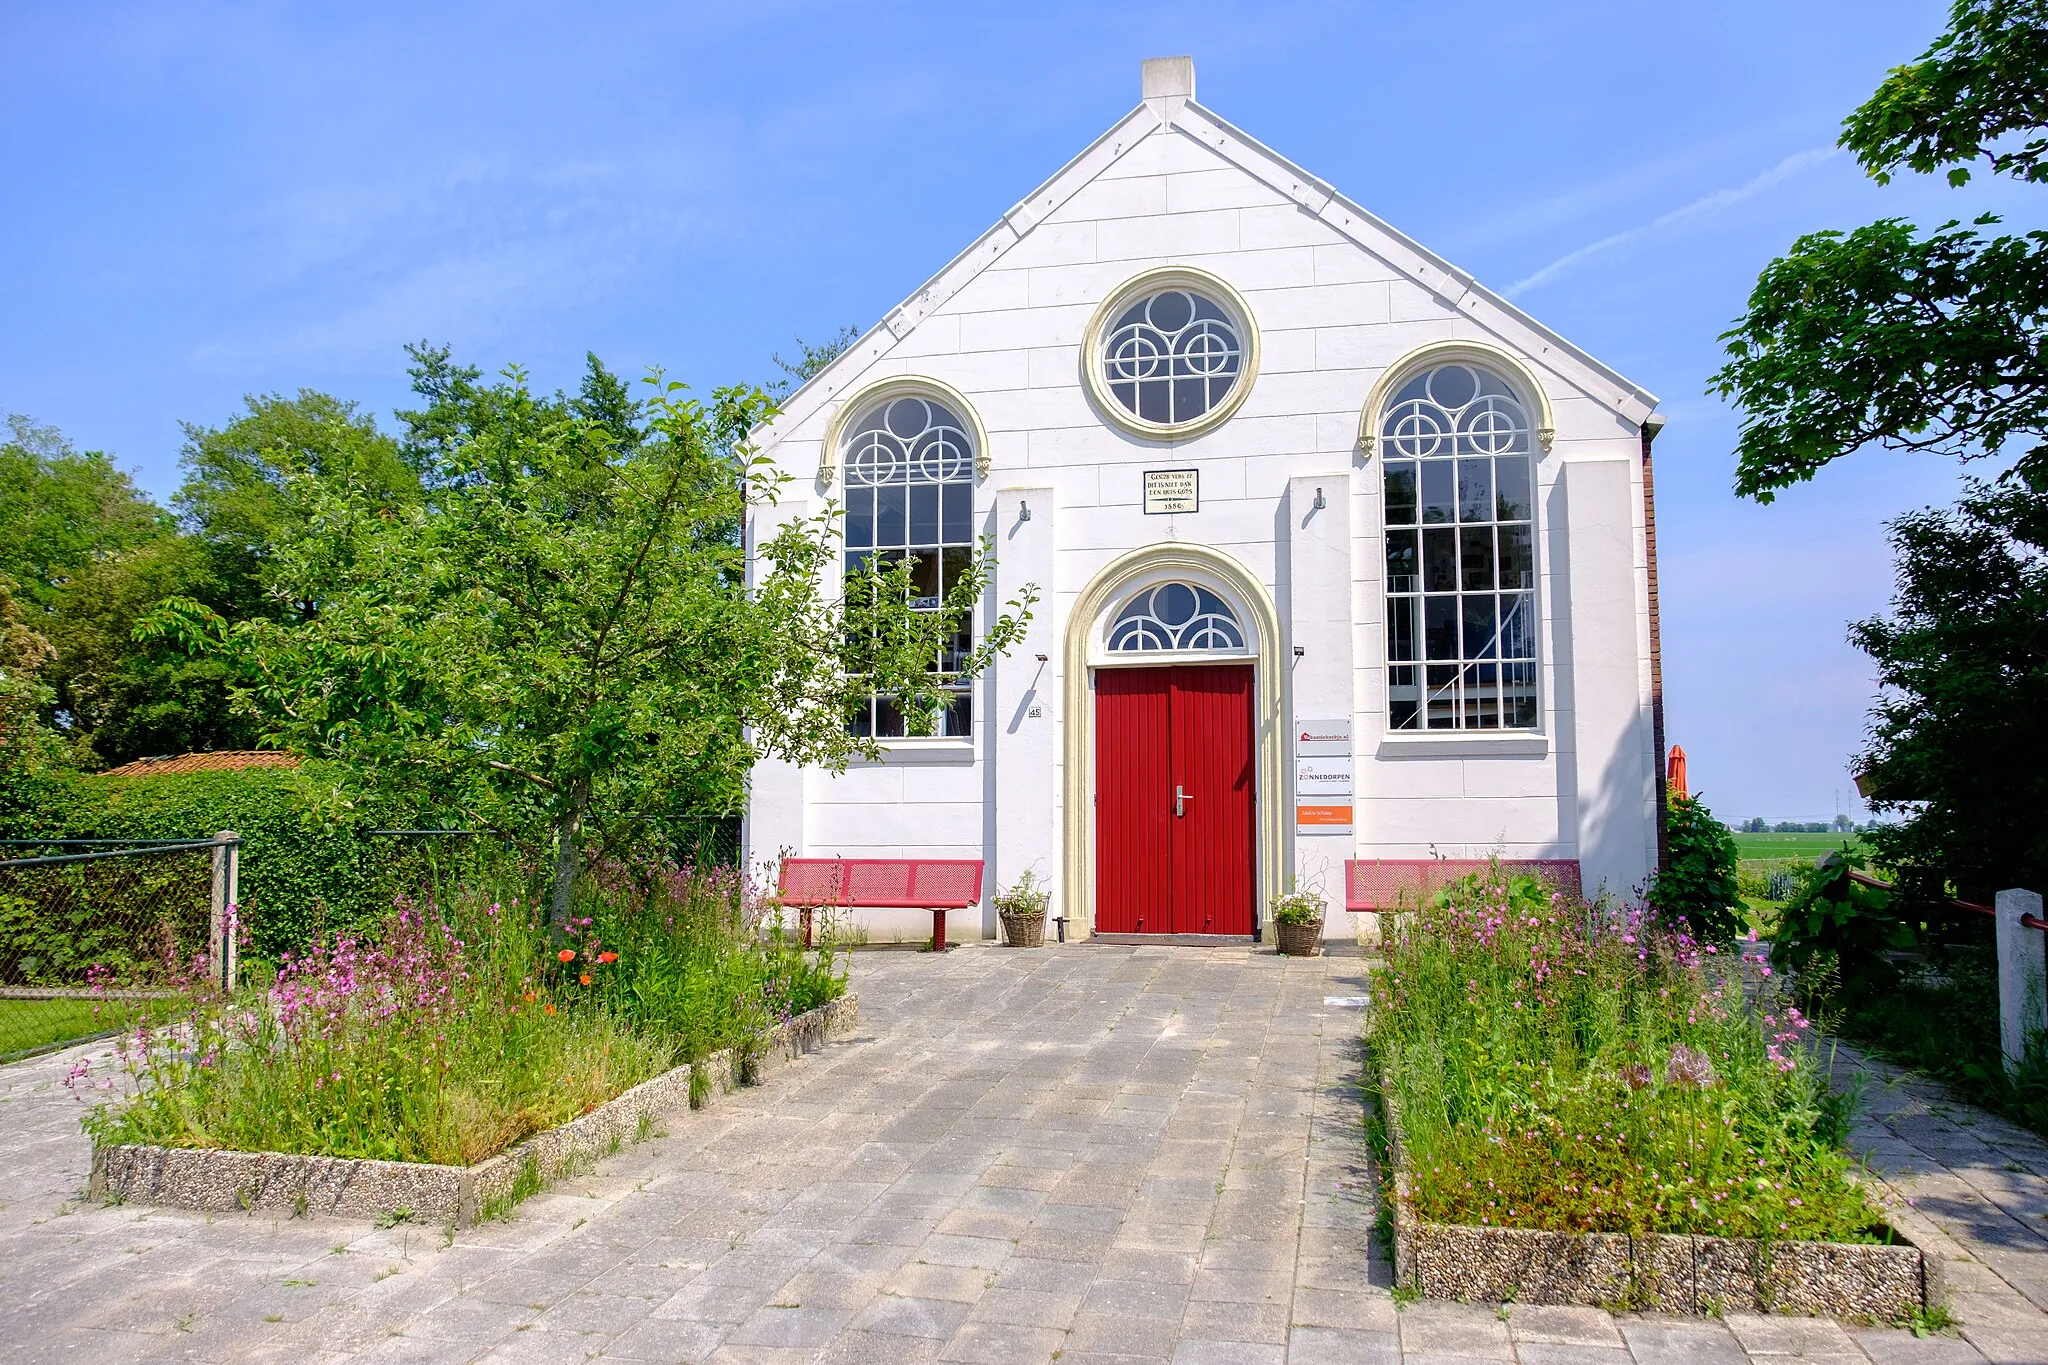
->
[959, 303, 1092, 353]
[1008, 219, 1098, 269]
[1313, 243, 1400, 286]
[1254, 282, 1397, 332]
[1056, 174, 1169, 221]
[1239, 203, 1343, 252]
[1996, 888, 2048, 1073]
[1095, 209, 1241, 261]
[1166, 168, 1291, 213]
[1097, 128, 1228, 179]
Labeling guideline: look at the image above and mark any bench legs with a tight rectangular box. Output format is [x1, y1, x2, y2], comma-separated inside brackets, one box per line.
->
[931, 907, 948, 953]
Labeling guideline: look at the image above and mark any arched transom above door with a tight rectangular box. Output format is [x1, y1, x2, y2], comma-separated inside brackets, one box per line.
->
[1107, 582, 1247, 653]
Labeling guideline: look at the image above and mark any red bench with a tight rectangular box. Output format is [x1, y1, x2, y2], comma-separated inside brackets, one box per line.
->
[776, 858, 986, 951]
[1344, 859, 1582, 912]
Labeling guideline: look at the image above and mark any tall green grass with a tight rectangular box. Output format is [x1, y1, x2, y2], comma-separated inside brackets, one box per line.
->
[1370, 871, 1884, 1242]
[70, 862, 843, 1166]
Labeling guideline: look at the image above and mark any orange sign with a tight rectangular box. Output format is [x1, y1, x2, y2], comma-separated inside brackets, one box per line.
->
[1295, 804, 1353, 827]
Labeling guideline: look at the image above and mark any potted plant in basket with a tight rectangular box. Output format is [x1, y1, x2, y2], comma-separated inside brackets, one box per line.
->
[1271, 888, 1325, 957]
[993, 870, 1049, 947]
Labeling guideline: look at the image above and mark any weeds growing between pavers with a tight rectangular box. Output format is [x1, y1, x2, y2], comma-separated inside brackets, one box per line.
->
[65, 861, 844, 1166]
[1369, 869, 1887, 1242]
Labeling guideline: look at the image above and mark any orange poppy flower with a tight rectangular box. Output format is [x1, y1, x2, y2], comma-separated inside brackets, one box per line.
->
[558, 949, 576, 962]
[598, 951, 617, 964]
[543, 1003, 556, 1015]
[579, 973, 592, 986]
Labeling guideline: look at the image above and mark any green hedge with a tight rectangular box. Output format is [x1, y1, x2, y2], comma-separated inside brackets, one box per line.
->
[0, 766, 515, 960]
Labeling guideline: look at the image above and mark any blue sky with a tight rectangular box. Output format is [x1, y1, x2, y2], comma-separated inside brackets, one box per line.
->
[5, 0, 2040, 821]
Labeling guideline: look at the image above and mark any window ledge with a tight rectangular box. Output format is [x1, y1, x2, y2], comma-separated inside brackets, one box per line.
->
[1374, 733, 1548, 759]
[856, 738, 977, 766]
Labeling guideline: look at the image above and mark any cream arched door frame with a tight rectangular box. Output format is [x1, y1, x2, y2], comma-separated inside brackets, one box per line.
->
[1062, 544, 1285, 937]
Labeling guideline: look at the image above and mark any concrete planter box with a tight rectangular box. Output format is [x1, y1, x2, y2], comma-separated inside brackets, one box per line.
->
[1381, 1084, 1937, 1320]
[90, 993, 858, 1227]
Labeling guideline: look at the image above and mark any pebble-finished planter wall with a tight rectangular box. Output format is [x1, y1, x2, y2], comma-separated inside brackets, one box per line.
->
[1381, 1084, 1938, 1320]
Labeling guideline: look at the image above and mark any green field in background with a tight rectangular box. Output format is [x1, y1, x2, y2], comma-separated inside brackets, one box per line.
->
[1732, 832, 1866, 862]
[0, 996, 166, 1061]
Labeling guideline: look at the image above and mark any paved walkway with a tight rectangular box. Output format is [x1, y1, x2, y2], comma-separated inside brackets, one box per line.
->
[0, 944, 2042, 1363]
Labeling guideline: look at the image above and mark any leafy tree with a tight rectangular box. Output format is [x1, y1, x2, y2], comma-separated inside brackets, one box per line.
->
[1851, 482, 2048, 904]
[45, 535, 253, 764]
[177, 391, 417, 620]
[0, 415, 170, 618]
[1713, 0, 2048, 499]
[1647, 792, 1744, 942]
[769, 326, 861, 398]
[0, 577, 78, 790]
[146, 362, 1034, 928]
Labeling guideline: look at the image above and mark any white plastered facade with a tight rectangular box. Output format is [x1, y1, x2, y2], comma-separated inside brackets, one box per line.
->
[743, 59, 1664, 943]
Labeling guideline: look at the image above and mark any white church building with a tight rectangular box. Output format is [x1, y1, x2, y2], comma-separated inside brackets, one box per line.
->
[745, 57, 1668, 942]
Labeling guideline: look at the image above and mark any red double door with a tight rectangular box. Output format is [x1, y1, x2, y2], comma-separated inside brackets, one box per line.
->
[1094, 664, 1256, 935]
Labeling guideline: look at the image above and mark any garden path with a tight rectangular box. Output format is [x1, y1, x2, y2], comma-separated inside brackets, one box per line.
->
[0, 943, 2041, 1364]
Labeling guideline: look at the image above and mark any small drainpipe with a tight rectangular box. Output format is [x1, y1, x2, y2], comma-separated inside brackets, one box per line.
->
[1641, 413, 1670, 872]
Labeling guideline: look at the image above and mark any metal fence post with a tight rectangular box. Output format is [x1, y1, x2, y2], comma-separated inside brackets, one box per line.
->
[210, 831, 239, 990]
[1995, 887, 2046, 1075]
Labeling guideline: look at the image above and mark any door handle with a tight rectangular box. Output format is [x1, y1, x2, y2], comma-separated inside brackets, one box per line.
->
[1174, 785, 1191, 817]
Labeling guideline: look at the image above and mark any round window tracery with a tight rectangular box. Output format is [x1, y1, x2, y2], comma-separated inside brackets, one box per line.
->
[1101, 289, 1245, 428]
[1108, 582, 1246, 652]
[1379, 364, 1531, 463]
[842, 395, 975, 487]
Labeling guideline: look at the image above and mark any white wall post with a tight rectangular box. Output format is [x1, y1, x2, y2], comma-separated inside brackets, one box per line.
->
[1284, 475, 1354, 937]
[1996, 887, 2047, 1075]
[993, 486, 1055, 936]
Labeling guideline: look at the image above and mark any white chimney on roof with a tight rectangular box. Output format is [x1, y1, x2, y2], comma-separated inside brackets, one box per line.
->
[1141, 56, 1195, 104]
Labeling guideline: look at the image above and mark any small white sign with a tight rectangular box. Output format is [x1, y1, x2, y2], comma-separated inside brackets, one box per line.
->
[1143, 468, 1199, 515]
[1295, 717, 1352, 758]
[1295, 757, 1353, 795]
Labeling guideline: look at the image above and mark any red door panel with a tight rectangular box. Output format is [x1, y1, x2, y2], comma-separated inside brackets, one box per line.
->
[1169, 665, 1255, 935]
[1094, 667, 1173, 933]
[1093, 663, 1255, 936]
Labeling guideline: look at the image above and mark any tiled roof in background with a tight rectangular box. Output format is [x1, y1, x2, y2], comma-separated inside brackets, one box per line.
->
[98, 750, 301, 778]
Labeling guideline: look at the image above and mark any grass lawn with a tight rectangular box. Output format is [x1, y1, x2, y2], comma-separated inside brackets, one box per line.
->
[1732, 832, 1867, 862]
[0, 996, 163, 1061]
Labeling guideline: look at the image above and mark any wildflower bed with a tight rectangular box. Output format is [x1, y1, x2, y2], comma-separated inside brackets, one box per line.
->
[1368, 871, 1931, 1315]
[71, 862, 844, 1174]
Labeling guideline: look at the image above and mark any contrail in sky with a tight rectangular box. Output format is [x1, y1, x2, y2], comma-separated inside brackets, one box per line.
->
[1504, 146, 1842, 298]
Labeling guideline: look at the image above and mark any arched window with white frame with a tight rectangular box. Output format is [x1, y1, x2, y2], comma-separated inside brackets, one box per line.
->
[1379, 362, 1538, 731]
[841, 392, 977, 737]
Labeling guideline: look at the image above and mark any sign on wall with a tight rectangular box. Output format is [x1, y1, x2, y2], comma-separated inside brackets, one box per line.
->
[1294, 717, 1353, 834]
[1143, 468, 1199, 515]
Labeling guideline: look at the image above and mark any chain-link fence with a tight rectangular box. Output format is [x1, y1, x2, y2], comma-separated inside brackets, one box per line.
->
[0, 838, 228, 1061]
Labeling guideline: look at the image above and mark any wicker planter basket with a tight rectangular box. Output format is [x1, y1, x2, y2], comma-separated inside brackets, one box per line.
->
[1275, 920, 1322, 957]
[1000, 911, 1047, 947]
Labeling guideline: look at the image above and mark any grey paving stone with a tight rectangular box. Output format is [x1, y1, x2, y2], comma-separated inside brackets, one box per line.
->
[1617, 1318, 1751, 1365]
[1396, 1301, 1512, 1357]
[1170, 1338, 1284, 1364]
[936, 1319, 1068, 1362]
[601, 1312, 726, 1362]
[1849, 1326, 1990, 1363]
[847, 1293, 972, 1339]
[1510, 1346, 1634, 1365]
[1064, 1308, 1180, 1356]
[1285, 1325, 1401, 1364]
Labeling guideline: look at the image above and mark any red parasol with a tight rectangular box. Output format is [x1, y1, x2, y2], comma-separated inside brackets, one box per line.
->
[1667, 745, 1688, 800]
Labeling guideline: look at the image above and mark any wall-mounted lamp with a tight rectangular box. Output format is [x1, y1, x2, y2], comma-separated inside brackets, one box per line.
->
[1018, 501, 1032, 522]
[1293, 646, 1306, 658]
[1035, 653, 1049, 662]
[1312, 487, 1327, 511]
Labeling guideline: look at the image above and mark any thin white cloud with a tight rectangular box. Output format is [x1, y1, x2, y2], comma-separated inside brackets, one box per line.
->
[1505, 146, 1842, 298]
